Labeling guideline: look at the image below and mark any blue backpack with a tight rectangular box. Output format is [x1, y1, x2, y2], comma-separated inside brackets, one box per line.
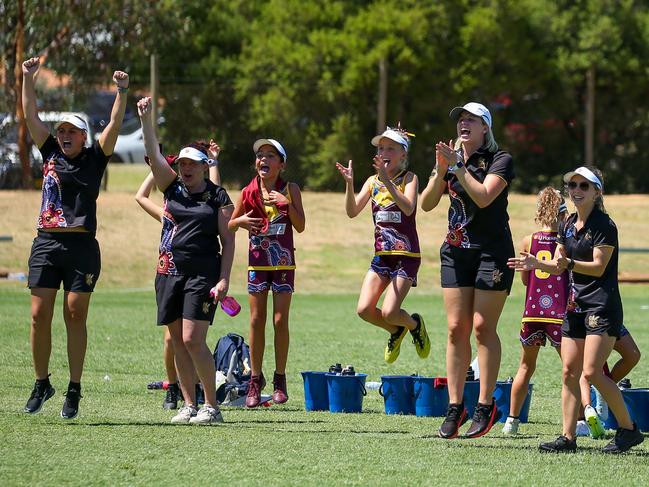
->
[213, 333, 251, 402]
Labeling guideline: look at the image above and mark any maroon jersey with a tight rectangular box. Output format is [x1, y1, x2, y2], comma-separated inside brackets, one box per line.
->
[370, 171, 420, 257]
[523, 231, 568, 324]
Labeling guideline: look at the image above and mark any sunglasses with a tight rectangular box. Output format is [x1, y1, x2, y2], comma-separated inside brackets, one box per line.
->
[567, 181, 591, 191]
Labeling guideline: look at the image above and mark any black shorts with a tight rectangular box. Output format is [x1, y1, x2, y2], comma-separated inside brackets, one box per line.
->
[440, 241, 514, 293]
[28, 231, 101, 292]
[562, 309, 624, 339]
[155, 273, 218, 326]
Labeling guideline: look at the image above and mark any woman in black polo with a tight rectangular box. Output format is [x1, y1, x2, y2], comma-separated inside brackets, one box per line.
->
[509, 166, 644, 454]
[421, 102, 515, 439]
[21, 57, 129, 419]
[138, 97, 234, 425]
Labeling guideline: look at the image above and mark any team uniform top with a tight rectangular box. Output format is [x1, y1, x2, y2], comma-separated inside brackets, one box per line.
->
[37, 135, 109, 234]
[523, 231, 568, 324]
[370, 171, 420, 258]
[248, 182, 295, 271]
[158, 179, 232, 277]
[558, 208, 622, 314]
[443, 148, 514, 249]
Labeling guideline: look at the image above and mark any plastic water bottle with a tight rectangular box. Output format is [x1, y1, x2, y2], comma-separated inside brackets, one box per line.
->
[593, 386, 609, 421]
[220, 296, 241, 317]
[618, 378, 632, 389]
[329, 363, 342, 374]
[366, 381, 381, 390]
[470, 356, 480, 380]
[341, 365, 355, 376]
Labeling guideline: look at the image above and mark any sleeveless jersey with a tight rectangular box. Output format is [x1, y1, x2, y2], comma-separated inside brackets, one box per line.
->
[370, 171, 420, 257]
[248, 182, 295, 271]
[522, 231, 568, 324]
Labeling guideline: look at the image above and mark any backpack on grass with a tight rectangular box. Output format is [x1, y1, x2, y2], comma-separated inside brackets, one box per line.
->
[213, 333, 251, 404]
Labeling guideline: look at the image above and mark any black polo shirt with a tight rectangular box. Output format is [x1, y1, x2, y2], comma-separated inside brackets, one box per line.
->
[37, 135, 109, 234]
[558, 208, 622, 313]
[159, 179, 232, 276]
[443, 147, 514, 249]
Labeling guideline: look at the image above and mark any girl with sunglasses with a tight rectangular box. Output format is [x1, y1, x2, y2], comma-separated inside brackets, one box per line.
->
[509, 166, 644, 454]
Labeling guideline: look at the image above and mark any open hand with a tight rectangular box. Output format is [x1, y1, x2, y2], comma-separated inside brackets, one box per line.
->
[435, 139, 457, 172]
[372, 154, 390, 182]
[508, 251, 537, 271]
[238, 210, 264, 235]
[208, 138, 221, 160]
[267, 190, 289, 207]
[335, 159, 353, 183]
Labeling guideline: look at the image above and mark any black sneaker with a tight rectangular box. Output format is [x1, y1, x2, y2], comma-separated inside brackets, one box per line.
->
[439, 403, 468, 439]
[465, 401, 500, 438]
[61, 388, 82, 419]
[602, 423, 644, 454]
[539, 435, 577, 453]
[24, 379, 55, 414]
[163, 383, 180, 410]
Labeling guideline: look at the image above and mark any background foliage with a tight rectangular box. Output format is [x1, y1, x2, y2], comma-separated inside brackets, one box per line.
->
[3, 0, 649, 192]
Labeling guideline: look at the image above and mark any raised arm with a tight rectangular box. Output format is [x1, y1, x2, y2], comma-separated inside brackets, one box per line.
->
[335, 159, 371, 218]
[21, 57, 49, 147]
[207, 138, 221, 186]
[98, 70, 129, 156]
[137, 97, 176, 191]
[135, 171, 163, 221]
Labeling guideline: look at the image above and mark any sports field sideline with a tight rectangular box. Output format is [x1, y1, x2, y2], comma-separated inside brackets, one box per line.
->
[1, 166, 648, 485]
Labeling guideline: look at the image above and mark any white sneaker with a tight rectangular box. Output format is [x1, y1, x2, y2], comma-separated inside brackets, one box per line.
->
[171, 405, 197, 424]
[189, 405, 224, 425]
[584, 405, 606, 439]
[502, 416, 520, 435]
[576, 419, 590, 437]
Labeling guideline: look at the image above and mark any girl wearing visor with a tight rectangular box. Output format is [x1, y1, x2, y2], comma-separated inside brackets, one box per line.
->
[335, 125, 430, 365]
[509, 166, 644, 454]
[421, 102, 514, 439]
[138, 97, 234, 425]
[229, 138, 305, 408]
[21, 57, 129, 419]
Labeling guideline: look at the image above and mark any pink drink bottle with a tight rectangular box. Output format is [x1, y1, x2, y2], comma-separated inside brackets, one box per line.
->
[220, 296, 241, 317]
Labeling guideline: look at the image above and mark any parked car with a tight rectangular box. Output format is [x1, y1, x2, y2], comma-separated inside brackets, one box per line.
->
[0, 112, 94, 189]
[109, 117, 146, 163]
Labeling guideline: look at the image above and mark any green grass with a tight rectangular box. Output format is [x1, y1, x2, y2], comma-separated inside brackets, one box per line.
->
[1, 284, 648, 486]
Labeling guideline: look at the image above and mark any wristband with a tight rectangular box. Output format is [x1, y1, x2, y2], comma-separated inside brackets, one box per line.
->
[567, 258, 575, 271]
[448, 160, 464, 173]
[207, 158, 219, 167]
[117, 86, 129, 93]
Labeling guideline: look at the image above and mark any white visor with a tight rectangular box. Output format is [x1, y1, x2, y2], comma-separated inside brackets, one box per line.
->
[371, 129, 409, 152]
[55, 114, 88, 132]
[177, 146, 208, 163]
[563, 166, 602, 190]
[253, 138, 287, 162]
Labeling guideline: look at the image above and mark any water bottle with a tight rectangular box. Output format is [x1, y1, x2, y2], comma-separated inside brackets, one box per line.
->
[466, 366, 475, 382]
[470, 356, 480, 380]
[329, 363, 342, 374]
[593, 386, 609, 421]
[341, 365, 355, 376]
[220, 296, 241, 317]
[366, 381, 381, 390]
[147, 380, 169, 390]
[506, 376, 514, 383]
[618, 378, 632, 389]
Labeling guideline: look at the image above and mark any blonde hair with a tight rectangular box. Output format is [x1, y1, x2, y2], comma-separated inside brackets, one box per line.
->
[585, 165, 607, 214]
[535, 187, 564, 228]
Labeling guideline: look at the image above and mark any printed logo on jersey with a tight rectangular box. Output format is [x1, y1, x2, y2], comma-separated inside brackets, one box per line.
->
[202, 301, 210, 314]
[492, 269, 503, 284]
[85, 273, 95, 286]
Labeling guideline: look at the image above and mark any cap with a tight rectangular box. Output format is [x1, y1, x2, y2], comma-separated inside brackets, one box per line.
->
[371, 128, 409, 152]
[563, 166, 603, 190]
[177, 146, 208, 163]
[253, 138, 287, 162]
[449, 102, 492, 128]
[55, 114, 88, 132]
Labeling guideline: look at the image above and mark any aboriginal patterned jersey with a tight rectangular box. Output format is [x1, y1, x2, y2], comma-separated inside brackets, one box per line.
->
[37, 135, 109, 233]
[443, 147, 514, 249]
[523, 231, 568, 324]
[370, 171, 420, 257]
[248, 182, 295, 271]
[158, 179, 232, 276]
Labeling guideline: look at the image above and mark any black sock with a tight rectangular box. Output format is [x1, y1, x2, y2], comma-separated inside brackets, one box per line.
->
[68, 381, 81, 391]
[36, 376, 51, 387]
[508, 415, 519, 420]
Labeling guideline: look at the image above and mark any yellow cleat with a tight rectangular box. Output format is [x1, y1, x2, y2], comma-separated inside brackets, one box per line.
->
[384, 326, 408, 363]
[410, 313, 431, 359]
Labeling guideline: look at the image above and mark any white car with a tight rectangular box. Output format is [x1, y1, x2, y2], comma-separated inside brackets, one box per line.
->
[110, 117, 147, 163]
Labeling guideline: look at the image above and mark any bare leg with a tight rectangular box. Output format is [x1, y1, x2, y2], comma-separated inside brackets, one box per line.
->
[443, 287, 474, 404]
[272, 292, 292, 375]
[163, 327, 178, 384]
[509, 345, 541, 417]
[181, 318, 218, 409]
[380, 277, 417, 330]
[63, 291, 92, 382]
[561, 337, 584, 439]
[610, 334, 641, 382]
[473, 289, 508, 404]
[249, 291, 269, 376]
[166, 319, 196, 405]
[30, 288, 57, 379]
[356, 271, 397, 333]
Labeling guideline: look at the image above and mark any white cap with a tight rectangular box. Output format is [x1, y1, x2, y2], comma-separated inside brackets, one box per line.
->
[177, 146, 208, 163]
[253, 138, 287, 162]
[449, 102, 492, 128]
[371, 129, 409, 152]
[563, 166, 603, 190]
[55, 114, 88, 132]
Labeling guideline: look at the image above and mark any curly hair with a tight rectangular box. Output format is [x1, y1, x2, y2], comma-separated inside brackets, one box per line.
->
[535, 187, 563, 228]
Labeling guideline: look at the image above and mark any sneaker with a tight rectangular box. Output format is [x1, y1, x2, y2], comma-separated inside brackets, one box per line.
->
[539, 435, 577, 453]
[163, 383, 180, 410]
[602, 423, 644, 454]
[24, 379, 55, 414]
[584, 405, 606, 439]
[171, 405, 198, 424]
[439, 403, 468, 439]
[60, 388, 82, 419]
[465, 401, 500, 438]
[409, 313, 431, 359]
[272, 372, 289, 404]
[576, 419, 591, 437]
[384, 326, 408, 363]
[246, 373, 266, 408]
[502, 416, 520, 435]
[189, 405, 224, 425]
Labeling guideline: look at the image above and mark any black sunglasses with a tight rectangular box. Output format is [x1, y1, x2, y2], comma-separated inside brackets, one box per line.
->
[567, 181, 591, 191]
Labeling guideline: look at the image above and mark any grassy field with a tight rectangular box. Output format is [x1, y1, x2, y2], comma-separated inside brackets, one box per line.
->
[1, 165, 649, 486]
